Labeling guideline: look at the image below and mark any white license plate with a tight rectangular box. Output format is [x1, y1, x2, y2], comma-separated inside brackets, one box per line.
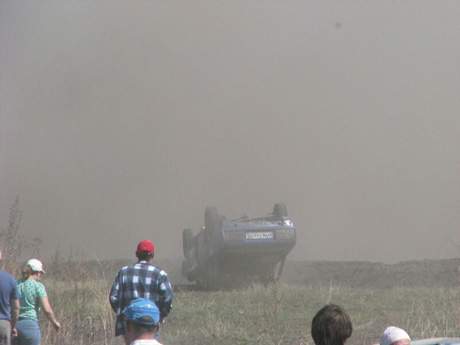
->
[246, 232, 273, 240]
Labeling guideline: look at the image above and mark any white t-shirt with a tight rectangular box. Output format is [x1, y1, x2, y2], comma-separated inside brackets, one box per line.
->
[130, 340, 163, 345]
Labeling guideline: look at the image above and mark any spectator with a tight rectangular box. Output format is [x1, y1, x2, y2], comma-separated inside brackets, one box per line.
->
[110, 240, 174, 340]
[311, 304, 353, 345]
[380, 327, 411, 345]
[122, 298, 163, 345]
[13, 259, 60, 345]
[0, 249, 19, 345]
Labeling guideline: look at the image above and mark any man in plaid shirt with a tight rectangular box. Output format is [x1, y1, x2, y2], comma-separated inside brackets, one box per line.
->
[109, 240, 174, 340]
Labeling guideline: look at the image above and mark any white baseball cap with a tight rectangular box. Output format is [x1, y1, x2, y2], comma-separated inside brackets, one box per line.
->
[27, 259, 46, 274]
[380, 327, 410, 345]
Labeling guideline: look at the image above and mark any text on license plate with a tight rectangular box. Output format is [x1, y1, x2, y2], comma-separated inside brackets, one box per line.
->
[246, 232, 274, 240]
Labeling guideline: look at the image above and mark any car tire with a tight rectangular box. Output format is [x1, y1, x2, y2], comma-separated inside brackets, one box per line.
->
[204, 206, 220, 240]
[183, 228, 194, 257]
[273, 203, 288, 218]
[181, 260, 190, 275]
[196, 232, 208, 266]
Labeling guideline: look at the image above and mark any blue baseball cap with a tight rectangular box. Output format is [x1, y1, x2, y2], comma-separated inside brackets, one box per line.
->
[122, 298, 160, 326]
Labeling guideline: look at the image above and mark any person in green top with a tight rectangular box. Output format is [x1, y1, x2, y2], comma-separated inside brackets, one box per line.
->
[12, 259, 60, 345]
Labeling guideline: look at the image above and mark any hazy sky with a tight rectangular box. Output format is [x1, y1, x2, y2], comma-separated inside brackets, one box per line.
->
[1, 1, 459, 264]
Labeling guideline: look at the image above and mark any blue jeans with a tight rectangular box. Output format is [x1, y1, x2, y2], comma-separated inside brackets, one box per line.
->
[12, 319, 40, 345]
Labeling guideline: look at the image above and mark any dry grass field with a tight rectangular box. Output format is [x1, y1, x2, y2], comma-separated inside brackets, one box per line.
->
[3, 200, 460, 344]
[28, 257, 460, 345]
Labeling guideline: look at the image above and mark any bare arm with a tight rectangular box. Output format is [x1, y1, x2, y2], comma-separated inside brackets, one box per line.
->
[10, 299, 19, 337]
[39, 297, 60, 330]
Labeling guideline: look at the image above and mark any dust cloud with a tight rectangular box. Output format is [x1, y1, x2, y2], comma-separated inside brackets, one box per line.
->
[1, 1, 460, 264]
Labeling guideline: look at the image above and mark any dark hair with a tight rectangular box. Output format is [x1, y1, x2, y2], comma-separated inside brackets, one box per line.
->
[22, 265, 40, 278]
[126, 318, 157, 336]
[136, 252, 153, 261]
[311, 304, 353, 345]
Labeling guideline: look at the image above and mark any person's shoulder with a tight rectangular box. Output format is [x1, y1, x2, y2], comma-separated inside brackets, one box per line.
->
[30, 279, 45, 289]
[156, 266, 169, 276]
[16, 278, 26, 285]
[0, 270, 14, 280]
[119, 263, 135, 272]
[145, 263, 168, 274]
[0, 271, 17, 286]
[23, 279, 45, 289]
[130, 339, 163, 345]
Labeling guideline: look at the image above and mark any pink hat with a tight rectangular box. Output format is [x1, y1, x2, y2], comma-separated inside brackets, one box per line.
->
[380, 327, 410, 345]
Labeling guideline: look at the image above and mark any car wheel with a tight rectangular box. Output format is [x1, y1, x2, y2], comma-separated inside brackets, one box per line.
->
[204, 260, 217, 290]
[196, 232, 208, 266]
[204, 206, 220, 240]
[273, 203, 288, 218]
[183, 228, 194, 257]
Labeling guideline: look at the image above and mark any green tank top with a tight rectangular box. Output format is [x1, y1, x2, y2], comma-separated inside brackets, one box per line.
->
[16, 278, 47, 320]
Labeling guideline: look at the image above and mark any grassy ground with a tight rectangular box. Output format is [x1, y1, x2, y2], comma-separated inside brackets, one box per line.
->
[163, 283, 460, 345]
[33, 258, 460, 345]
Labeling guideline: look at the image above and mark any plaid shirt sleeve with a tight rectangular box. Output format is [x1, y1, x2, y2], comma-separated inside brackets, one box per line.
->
[157, 269, 174, 319]
[109, 271, 120, 313]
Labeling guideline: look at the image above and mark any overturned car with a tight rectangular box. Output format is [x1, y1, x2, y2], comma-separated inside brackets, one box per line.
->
[181, 203, 296, 289]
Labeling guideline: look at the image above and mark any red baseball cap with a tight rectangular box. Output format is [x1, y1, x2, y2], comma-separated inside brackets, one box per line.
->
[136, 240, 154, 255]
